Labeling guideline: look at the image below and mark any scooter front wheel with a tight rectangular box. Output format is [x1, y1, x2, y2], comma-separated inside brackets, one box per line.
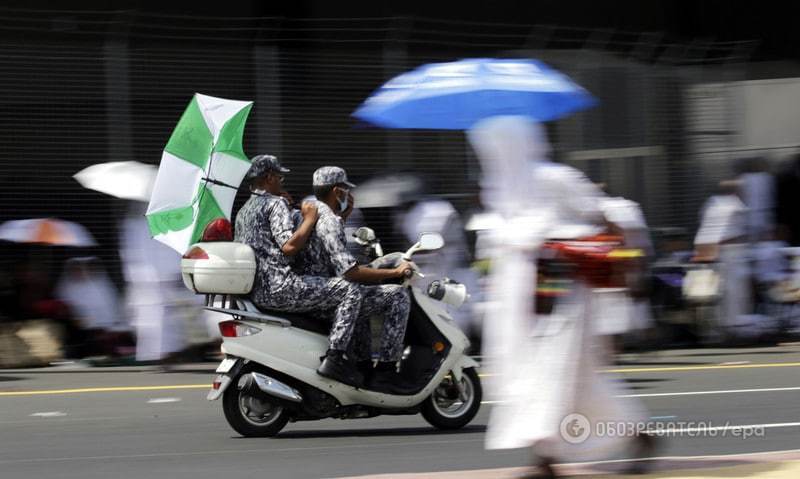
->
[222, 370, 290, 437]
[421, 367, 482, 430]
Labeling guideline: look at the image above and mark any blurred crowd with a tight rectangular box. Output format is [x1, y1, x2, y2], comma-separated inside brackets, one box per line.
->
[657, 154, 800, 346]
[0, 205, 223, 368]
[2, 152, 800, 368]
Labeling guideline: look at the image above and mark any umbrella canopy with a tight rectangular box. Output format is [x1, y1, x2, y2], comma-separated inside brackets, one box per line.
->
[145, 93, 253, 253]
[74, 161, 158, 202]
[353, 58, 596, 130]
[0, 218, 97, 247]
[353, 174, 425, 208]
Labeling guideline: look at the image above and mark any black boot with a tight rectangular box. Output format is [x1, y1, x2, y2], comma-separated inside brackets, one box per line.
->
[367, 361, 417, 395]
[317, 350, 364, 388]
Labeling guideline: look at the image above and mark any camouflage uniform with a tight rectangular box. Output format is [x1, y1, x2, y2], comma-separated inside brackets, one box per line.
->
[297, 187, 410, 363]
[234, 192, 363, 353]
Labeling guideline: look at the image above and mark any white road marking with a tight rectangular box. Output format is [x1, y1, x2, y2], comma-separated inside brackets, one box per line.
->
[29, 411, 67, 418]
[648, 421, 800, 435]
[481, 386, 800, 405]
[147, 398, 182, 404]
[619, 386, 800, 398]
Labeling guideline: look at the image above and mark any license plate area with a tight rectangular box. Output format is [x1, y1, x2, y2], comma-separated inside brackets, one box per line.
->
[216, 357, 239, 374]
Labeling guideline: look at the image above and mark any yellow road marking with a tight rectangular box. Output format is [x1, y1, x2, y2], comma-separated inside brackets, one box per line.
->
[0, 384, 209, 397]
[604, 361, 800, 374]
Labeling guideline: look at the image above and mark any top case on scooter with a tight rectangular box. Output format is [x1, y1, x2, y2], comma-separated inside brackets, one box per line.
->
[181, 242, 256, 295]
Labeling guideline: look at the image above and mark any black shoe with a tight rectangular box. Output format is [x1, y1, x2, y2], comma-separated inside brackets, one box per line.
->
[367, 362, 418, 395]
[356, 360, 374, 382]
[522, 457, 556, 478]
[317, 350, 364, 388]
[626, 432, 658, 474]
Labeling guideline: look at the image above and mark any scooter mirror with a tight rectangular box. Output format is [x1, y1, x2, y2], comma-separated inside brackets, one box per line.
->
[418, 232, 444, 251]
[353, 226, 377, 245]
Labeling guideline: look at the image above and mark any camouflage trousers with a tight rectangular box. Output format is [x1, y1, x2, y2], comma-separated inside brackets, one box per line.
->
[254, 275, 362, 353]
[350, 284, 411, 362]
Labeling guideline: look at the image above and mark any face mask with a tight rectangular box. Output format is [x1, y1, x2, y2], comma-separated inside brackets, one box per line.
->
[337, 188, 350, 213]
[337, 194, 349, 213]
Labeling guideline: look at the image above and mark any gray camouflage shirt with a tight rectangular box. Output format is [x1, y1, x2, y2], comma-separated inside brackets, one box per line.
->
[234, 193, 295, 294]
[296, 200, 358, 278]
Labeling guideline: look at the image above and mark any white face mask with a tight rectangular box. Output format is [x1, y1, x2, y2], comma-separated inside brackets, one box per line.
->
[337, 188, 350, 213]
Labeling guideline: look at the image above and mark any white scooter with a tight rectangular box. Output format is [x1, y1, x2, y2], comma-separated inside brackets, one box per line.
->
[180, 222, 481, 437]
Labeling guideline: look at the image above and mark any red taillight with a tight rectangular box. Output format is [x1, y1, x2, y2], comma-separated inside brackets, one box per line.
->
[202, 218, 233, 242]
[218, 320, 261, 338]
[219, 321, 238, 337]
[182, 246, 209, 260]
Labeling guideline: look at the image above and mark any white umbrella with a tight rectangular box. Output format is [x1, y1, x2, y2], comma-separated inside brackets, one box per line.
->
[73, 161, 157, 202]
[0, 218, 97, 247]
[353, 174, 424, 208]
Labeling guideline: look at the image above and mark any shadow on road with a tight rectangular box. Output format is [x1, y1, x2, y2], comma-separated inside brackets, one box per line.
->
[621, 377, 673, 390]
[256, 424, 487, 440]
[613, 360, 712, 366]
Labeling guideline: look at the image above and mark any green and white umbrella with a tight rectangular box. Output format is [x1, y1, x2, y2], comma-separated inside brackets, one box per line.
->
[146, 93, 253, 253]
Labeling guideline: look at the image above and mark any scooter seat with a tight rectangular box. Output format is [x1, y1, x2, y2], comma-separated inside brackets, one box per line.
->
[257, 308, 332, 337]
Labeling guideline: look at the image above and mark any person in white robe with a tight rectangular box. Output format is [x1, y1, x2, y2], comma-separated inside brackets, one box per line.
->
[55, 257, 129, 357]
[694, 181, 767, 339]
[120, 203, 188, 362]
[594, 196, 654, 338]
[468, 116, 651, 476]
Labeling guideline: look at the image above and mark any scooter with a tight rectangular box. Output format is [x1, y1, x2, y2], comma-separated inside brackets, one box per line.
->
[180, 221, 481, 437]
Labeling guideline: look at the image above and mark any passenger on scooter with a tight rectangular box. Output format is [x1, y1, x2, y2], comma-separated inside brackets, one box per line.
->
[298, 166, 415, 394]
[234, 155, 366, 387]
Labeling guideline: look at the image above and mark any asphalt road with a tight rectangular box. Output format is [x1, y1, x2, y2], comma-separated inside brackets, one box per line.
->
[1, 345, 799, 478]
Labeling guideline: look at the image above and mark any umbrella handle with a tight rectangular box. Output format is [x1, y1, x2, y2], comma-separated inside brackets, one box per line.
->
[202, 177, 239, 190]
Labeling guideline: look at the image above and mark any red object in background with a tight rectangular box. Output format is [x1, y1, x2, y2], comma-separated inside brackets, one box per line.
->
[201, 218, 233, 242]
[31, 299, 71, 320]
[539, 235, 631, 288]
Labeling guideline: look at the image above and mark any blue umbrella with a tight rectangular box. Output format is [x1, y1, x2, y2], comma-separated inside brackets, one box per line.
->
[353, 58, 596, 130]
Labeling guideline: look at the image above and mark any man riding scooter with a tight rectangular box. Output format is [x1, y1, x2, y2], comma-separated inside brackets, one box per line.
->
[297, 166, 415, 394]
[234, 155, 366, 387]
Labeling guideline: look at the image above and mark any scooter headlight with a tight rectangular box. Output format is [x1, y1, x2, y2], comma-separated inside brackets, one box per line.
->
[427, 279, 468, 309]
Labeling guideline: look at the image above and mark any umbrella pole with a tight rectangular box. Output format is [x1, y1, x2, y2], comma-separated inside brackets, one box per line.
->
[201, 177, 239, 190]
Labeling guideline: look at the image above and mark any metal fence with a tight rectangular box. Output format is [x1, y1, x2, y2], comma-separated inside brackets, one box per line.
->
[0, 8, 770, 289]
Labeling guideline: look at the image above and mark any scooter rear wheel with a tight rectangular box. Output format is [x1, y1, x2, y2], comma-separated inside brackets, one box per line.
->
[222, 370, 290, 437]
[421, 367, 482, 430]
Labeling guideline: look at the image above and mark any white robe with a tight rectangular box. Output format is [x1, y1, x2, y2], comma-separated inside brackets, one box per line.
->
[55, 262, 126, 332]
[693, 195, 766, 336]
[740, 172, 775, 241]
[468, 116, 646, 458]
[594, 197, 654, 335]
[120, 213, 187, 361]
